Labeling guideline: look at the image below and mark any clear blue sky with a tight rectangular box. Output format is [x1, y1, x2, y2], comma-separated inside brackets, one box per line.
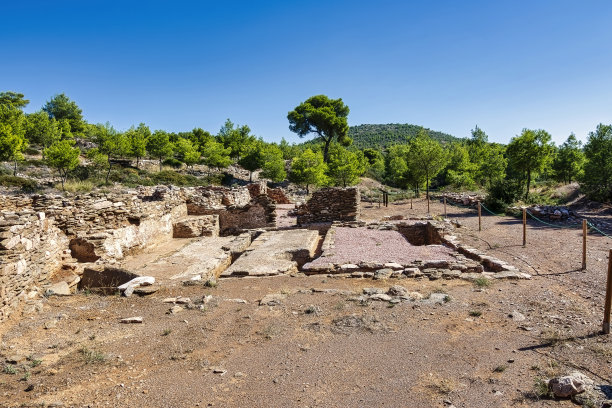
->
[2, 1, 611, 145]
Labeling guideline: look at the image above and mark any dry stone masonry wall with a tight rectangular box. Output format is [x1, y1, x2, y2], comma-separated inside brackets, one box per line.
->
[297, 187, 360, 225]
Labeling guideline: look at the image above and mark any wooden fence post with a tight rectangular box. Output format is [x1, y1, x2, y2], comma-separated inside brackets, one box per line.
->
[582, 220, 587, 270]
[410, 197, 413, 210]
[603, 249, 612, 334]
[427, 194, 430, 214]
[522, 208, 527, 247]
[477, 201, 482, 232]
[444, 196, 447, 218]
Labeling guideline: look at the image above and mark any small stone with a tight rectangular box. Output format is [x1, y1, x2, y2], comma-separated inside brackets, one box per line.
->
[548, 372, 589, 398]
[44, 319, 58, 329]
[373, 268, 393, 280]
[363, 288, 384, 295]
[212, 367, 227, 375]
[509, 310, 526, 321]
[168, 306, 184, 314]
[120, 316, 143, 324]
[387, 285, 408, 296]
[259, 293, 286, 306]
[369, 293, 393, 301]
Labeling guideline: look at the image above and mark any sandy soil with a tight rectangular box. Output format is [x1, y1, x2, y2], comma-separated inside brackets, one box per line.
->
[1, 197, 612, 407]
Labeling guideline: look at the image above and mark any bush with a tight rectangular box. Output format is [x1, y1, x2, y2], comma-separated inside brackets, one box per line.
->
[0, 175, 40, 192]
[59, 180, 94, 193]
[485, 178, 523, 212]
[162, 158, 183, 169]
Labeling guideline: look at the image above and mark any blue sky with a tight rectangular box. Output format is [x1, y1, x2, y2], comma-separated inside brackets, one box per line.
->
[2, 1, 611, 145]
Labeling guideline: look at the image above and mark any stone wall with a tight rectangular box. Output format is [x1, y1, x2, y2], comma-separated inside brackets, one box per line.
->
[173, 215, 220, 238]
[187, 186, 276, 235]
[267, 187, 292, 204]
[0, 209, 68, 320]
[296, 187, 360, 225]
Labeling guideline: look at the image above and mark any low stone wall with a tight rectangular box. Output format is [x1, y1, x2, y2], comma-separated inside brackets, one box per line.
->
[173, 215, 220, 238]
[247, 181, 267, 198]
[187, 186, 276, 235]
[297, 187, 360, 225]
[0, 210, 68, 320]
[267, 187, 292, 204]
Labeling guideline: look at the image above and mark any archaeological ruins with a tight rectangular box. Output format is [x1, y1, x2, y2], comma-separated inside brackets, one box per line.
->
[0, 184, 529, 321]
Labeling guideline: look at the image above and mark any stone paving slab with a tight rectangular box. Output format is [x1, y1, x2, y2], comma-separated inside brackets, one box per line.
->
[221, 229, 319, 277]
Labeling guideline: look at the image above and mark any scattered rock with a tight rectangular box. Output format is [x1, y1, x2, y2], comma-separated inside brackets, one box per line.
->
[259, 293, 286, 306]
[387, 285, 408, 297]
[373, 268, 393, 280]
[369, 293, 393, 301]
[363, 288, 384, 295]
[509, 310, 526, 322]
[168, 306, 184, 314]
[120, 316, 143, 324]
[548, 372, 590, 398]
[44, 319, 58, 329]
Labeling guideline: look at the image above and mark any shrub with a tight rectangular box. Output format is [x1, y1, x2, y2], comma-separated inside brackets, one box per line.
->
[162, 158, 183, 169]
[0, 175, 40, 192]
[485, 178, 523, 212]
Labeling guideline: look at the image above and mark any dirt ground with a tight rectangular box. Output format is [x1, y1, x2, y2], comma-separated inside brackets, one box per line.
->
[1, 197, 612, 408]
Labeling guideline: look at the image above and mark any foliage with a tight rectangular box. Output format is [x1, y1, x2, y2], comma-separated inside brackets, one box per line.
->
[279, 137, 302, 160]
[173, 137, 200, 166]
[288, 95, 350, 162]
[238, 140, 266, 182]
[326, 144, 366, 187]
[439, 142, 477, 189]
[44, 139, 81, 189]
[349, 123, 458, 150]
[259, 143, 286, 182]
[0, 175, 39, 192]
[466, 126, 507, 187]
[43, 93, 86, 136]
[484, 178, 523, 212]
[0, 91, 29, 109]
[147, 130, 174, 171]
[25, 110, 61, 149]
[404, 129, 448, 197]
[289, 148, 327, 193]
[582, 123, 612, 201]
[0, 105, 28, 175]
[217, 119, 255, 159]
[200, 138, 231, 170]
[362, 148, 385, 181]
[551, 133, 584, 184]
[506, 129, 554, 199]
[126, 123, 150, 167]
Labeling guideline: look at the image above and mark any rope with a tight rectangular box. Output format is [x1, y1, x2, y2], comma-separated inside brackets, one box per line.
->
[587, 221, 612, 240]
[525, 210, 579, 229]
[479, 203, 506, 217]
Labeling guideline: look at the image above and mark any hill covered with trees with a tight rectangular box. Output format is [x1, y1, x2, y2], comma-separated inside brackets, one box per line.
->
[348, 123, 460, 150]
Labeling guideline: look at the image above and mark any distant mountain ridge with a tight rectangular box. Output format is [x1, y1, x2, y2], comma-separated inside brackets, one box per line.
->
[348, 123, 460, 150]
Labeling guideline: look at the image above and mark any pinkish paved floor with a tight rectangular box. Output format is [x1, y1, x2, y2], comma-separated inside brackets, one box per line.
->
[306, 226, 455, 266]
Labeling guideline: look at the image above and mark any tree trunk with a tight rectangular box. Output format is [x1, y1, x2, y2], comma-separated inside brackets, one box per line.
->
[425, 169, 430, 200]
[525, 168, 531, 199]
[323, 137, 331, 163]
[249, 171, 252, 182]
[306, 184, 309, 195]
[106, 158, 112, 184]
[136, 156, 139, 169]
[13, 159, 17, 176]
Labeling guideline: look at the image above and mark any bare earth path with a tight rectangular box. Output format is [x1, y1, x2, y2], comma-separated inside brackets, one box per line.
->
[1, 197, 611, 407]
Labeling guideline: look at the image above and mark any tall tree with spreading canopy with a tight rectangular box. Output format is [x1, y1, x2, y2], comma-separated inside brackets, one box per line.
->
[287, 95, 350, 162]
[582, 124, 612, 201]
[43, 93, 86, 136]
[506, 129, 554, 198]
[289, 148, 327, 194]
[0, 91, 29, 109]
[200, 138, 232, 172]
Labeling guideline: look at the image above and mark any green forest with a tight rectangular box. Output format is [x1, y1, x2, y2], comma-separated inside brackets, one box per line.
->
[1, 91, 611, 210]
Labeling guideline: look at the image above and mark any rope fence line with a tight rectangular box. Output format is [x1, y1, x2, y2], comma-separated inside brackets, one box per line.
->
[442, 196, 612, 241]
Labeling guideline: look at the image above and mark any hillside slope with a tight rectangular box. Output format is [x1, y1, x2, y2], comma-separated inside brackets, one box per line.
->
[348, 123, 460, 150]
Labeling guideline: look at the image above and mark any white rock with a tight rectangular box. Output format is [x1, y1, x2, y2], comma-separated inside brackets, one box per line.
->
[117, 276, 155, 290]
